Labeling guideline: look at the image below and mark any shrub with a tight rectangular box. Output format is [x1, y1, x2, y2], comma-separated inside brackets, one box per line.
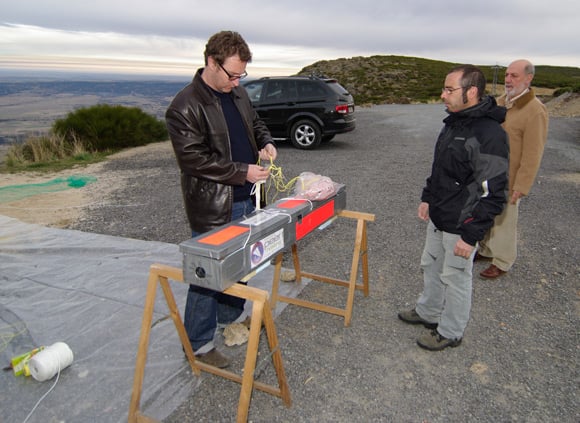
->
[553, 84, 580, 96]
[52, 104, 167, 152]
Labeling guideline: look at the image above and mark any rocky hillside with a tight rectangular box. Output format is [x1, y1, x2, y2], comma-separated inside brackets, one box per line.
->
[297, 55, 580, 115]
[545, 92, 580, 117]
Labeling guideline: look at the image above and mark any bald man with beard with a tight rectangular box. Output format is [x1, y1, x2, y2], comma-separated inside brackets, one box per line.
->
[477, 59, 549, 279]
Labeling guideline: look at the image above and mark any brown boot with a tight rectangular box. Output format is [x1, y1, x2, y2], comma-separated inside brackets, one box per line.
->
[195, 348, 231, 368]
[417, 330, 462, 351]
[479, 264, 507, 279]
[398, 309, 438, 329]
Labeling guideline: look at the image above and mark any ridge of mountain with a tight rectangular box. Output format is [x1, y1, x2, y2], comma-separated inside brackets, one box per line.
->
[297, 55, 580, 104]
[1, 55, 578, 142]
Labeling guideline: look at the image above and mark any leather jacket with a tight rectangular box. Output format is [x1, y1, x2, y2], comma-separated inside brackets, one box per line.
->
[166, 68, 274, 233]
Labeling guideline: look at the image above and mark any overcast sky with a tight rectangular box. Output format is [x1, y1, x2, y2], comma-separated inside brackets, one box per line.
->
[1, 0, 578, 78]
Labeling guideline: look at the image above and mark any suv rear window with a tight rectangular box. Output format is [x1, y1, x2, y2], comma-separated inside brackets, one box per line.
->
[326, 80, 350, 96]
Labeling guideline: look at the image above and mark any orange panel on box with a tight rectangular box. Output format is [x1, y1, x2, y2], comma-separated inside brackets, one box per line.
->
[277, 199, 308, 209]
[295, 200, 335, 240]
[198, 225, 250, 246]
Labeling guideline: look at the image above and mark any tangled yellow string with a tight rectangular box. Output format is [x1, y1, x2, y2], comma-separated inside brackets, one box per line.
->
[259, 157, 300, 204]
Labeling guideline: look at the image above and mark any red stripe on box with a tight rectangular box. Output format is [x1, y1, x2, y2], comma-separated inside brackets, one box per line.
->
[295, 200, 335, 240]
[198, 225, 249, 245]
[277, 199, 308, 209]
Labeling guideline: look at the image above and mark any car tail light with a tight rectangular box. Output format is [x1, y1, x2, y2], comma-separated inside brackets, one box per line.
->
[335, 104, 349, 114]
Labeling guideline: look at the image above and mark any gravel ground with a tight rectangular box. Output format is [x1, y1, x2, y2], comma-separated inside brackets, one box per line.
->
[68, 104, 580, 423]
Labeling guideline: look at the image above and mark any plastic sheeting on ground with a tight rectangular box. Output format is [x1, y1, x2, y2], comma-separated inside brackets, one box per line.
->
[0, 215, 307, 423]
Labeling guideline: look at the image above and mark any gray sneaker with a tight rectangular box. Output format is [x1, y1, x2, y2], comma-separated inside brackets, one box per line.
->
[398, 309, 438, 329]
[195, 348, 231, 368]
[417, 330, 462, 351]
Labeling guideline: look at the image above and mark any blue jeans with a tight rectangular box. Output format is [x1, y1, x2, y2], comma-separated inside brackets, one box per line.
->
[415, 220, 475, 340]
[183, 198, 255, 352]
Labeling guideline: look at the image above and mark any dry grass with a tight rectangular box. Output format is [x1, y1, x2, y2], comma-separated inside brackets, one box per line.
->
[4, 132, 89, 167]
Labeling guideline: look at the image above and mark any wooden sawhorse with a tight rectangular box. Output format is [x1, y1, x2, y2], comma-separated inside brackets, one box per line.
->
[128, 263, 291, 423]
[270, 209, 375, 326]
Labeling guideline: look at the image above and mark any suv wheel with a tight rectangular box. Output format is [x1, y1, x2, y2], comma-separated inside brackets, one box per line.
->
[290, 119, 322, 150]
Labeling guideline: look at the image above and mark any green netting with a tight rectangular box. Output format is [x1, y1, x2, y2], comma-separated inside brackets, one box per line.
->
[0, 176, 97, 204]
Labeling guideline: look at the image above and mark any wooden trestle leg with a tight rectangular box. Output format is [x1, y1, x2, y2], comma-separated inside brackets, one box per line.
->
[128, 263, 291, 423]
[270, 209, 375, 326]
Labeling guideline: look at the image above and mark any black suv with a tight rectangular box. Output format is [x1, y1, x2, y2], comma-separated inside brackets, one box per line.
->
[243, 76, 356, 150]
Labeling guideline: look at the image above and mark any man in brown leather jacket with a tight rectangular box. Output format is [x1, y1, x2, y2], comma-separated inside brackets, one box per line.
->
[166, 31, 276, 368]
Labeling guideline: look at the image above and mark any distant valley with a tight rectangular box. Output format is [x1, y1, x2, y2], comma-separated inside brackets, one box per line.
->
[0, 78, 191, 143]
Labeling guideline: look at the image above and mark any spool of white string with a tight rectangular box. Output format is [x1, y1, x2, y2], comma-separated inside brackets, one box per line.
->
[29, 342, 74, 382]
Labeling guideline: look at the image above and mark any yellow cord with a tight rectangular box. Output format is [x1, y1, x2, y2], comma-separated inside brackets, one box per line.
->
[259, 157, 300, 203]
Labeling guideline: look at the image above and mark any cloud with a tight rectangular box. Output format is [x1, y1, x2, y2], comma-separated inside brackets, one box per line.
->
[1, 1, 578, 77]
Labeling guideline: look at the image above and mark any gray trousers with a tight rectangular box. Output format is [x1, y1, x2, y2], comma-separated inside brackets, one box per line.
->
[416, 220, 475, 339]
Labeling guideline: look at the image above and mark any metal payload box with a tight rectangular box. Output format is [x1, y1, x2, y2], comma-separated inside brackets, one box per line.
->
[180, 185, 346, 291]
[180, 211, 287, 292]
[269, 184, 346, 245]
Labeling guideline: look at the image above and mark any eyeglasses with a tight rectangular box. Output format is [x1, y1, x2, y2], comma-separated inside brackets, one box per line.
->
[218, 63, 247, 81]
[441, 86, 464, 95]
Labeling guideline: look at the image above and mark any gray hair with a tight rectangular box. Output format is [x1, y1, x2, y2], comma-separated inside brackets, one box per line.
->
[524, 62, 535, 75]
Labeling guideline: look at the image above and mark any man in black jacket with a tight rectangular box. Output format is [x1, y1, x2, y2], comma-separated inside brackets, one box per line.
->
[166, 31, 276, 367]
[398, 65, 509, 351]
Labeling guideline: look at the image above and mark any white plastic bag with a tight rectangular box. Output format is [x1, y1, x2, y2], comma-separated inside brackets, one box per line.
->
[293, 172, 338, 201]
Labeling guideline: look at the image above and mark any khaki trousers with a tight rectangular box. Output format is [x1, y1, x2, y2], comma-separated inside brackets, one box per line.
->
[478, 200, 519, 272]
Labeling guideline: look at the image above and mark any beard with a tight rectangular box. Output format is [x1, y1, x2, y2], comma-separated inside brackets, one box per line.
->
[505, 83, 527, 99]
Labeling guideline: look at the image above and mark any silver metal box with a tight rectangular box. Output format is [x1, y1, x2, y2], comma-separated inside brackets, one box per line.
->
[180, 185, 346, 291]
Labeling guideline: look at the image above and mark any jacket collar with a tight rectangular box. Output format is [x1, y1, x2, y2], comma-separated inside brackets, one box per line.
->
[192, 67, 242, 105]
[444, 95, 506, 125]
[498, 88, 536, 110]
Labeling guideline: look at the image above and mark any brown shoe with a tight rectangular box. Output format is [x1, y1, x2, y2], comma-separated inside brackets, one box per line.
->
[398, 309, 438, 329]
[195, 348, 231, 368]
[479, 264, 507, 279]
[473, 252, 492, 262]
[417, 330, 462, 351]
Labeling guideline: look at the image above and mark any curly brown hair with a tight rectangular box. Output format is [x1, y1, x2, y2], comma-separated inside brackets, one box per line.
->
[203, 31, 252, 65]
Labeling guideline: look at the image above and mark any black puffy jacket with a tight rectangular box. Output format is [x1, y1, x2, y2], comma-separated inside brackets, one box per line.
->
[421, 96, 509, 246]
[166, 68, 274, 233]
